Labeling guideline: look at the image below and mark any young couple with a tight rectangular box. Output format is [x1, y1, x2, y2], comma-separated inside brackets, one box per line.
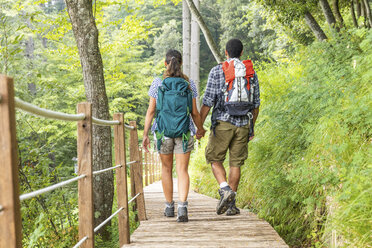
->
[142, 38, 260, 223]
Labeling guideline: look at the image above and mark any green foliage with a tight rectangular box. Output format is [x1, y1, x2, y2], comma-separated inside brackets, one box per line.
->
[0, 0, 153, 246]
[191, 29, 372, 247]
[2, 0, 371, 247]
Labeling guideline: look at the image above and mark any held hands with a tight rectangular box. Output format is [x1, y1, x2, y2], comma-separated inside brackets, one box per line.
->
[142, 135, 151, 153]
[196, 128, 206, 140]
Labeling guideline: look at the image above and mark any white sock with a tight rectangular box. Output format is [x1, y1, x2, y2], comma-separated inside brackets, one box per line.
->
[178, 201, 188, 208]
[219, 182, 229, 188]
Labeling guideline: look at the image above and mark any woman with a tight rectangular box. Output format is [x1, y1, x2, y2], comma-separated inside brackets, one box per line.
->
[142, 49, 205, 222]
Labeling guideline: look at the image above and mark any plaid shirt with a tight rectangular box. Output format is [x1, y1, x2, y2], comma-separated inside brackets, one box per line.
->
[202, 62, 260, 127]
[148, 77, 198, 136]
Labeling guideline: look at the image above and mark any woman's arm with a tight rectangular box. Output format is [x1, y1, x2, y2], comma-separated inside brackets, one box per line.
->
[142, 97, 156, 152]
[191, 98, 206, 139]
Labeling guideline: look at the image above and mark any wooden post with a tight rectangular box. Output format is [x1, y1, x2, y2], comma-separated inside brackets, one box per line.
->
[77, 103, 94, 248]
[144, 151, 148, 186]
[149, 152, 153, 184]
[0, 75, 22, 248]
[153, 152, 156, 182]
[113, 114, 130, 245]
[129, 130, 137, 216]
[150, 152, 153, 183]
[129, 121, 147, 221]
[139, 148, 144, 187]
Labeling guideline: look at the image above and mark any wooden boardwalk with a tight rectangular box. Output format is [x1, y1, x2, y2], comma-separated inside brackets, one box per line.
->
[123, 180, 288, 248]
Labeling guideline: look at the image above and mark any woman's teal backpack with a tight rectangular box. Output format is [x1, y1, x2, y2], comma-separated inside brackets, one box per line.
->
[155, 77, 193, 152]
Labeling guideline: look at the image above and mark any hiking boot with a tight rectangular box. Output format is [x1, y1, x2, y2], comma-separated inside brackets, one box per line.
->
[164, 201, 175, 217]
[226, 199, 240, 216]
[216, 186, 235, 215]
[177, 201, 188, 222]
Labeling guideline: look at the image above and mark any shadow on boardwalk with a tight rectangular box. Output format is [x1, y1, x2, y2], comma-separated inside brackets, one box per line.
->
[123, 180, 288, 248]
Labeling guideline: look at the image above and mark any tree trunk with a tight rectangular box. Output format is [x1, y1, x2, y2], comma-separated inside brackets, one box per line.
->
[360, 0, 369, 27]
[304, 11, 328, 41]
[190, 0, 200, 110]
[182, 0, 191, 77]
[332, 0, 344, 27]
[319, 0, 339, 31]
[184, 0, 223, 63]
[355, 0, 361, 17]
[362, 0, 372, 27]
[351, 0, 359, 27]
[65, 0, 113, 239]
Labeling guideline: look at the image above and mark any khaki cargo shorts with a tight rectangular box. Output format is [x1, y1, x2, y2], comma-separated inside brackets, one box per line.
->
[154, 136, 194, 154]
[205, 121, 249, 167]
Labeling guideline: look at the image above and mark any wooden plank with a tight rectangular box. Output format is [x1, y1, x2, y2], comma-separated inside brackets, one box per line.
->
[149, 152, 153, 184]
[151, 152, 155, 183]
[129, 124, 137, 216]
[139, 148, 143, 186]
[129, 121, 147, 221]
[113, 113, 130, 245]
[144, 151, 148, 186]
[122, 181, 288, 248]
[77, 102, 94, 248]
[0, 75, 22, 248]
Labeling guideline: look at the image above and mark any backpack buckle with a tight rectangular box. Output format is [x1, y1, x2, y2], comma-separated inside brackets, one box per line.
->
[248, 112, 253, 119]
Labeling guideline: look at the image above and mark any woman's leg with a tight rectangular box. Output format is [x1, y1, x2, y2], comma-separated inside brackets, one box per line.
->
[160, 153, 174, 203]
[175, 152, 191, 202]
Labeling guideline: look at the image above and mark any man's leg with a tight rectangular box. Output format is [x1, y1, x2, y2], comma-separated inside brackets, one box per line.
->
[226, 166, 242, 216]
[205, 122, 238, 214]
[226, 123, 249, 215]
[228, 166, 241, 192]
[211, 162, 227, 185]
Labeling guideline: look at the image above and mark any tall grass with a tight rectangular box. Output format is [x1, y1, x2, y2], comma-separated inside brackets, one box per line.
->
[190, 29, 372, 247]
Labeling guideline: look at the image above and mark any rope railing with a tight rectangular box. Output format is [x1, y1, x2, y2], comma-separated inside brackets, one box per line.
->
[15, 97, 85, 121]
[72, 236, 88, 248]
[19, 175, 86, 201]
[128, 193, 141, 204]
[94, 207, 124, 233]
[93, 164, 122, 176]
[91, 192, 141, 238]
[126, 160, 137, 166]
[14, 97, 137, 128]
[92, 116, 120, 126]
[0, 75, 163, 248]
[125, 124, 135, 130]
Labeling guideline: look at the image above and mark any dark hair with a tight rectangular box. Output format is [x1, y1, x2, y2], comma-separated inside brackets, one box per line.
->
[163, 49, 189, 81]
[226, 39, 243, 58]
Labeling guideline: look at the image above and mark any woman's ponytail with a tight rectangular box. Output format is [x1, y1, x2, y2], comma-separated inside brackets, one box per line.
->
[163, 50, 189, 81]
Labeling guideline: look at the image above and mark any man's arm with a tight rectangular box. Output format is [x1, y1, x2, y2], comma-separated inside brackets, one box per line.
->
[200, 105, 211, 125]
[200, 66, 219, 127]
[249, 72, 260, 141]
[252, 108, 259, 126]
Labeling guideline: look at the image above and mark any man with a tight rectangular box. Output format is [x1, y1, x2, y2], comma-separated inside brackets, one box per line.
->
[198, 39, 260, 215]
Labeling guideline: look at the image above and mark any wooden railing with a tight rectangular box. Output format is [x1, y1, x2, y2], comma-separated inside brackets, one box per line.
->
[0, 75, 161, 248]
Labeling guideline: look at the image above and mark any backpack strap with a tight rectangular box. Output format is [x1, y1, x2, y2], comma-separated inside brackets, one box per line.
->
[155, 130, 164, 152]
[242, 60, 255, 91]
[182, 131, 191, 153]
[248, 112, 254, 142]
